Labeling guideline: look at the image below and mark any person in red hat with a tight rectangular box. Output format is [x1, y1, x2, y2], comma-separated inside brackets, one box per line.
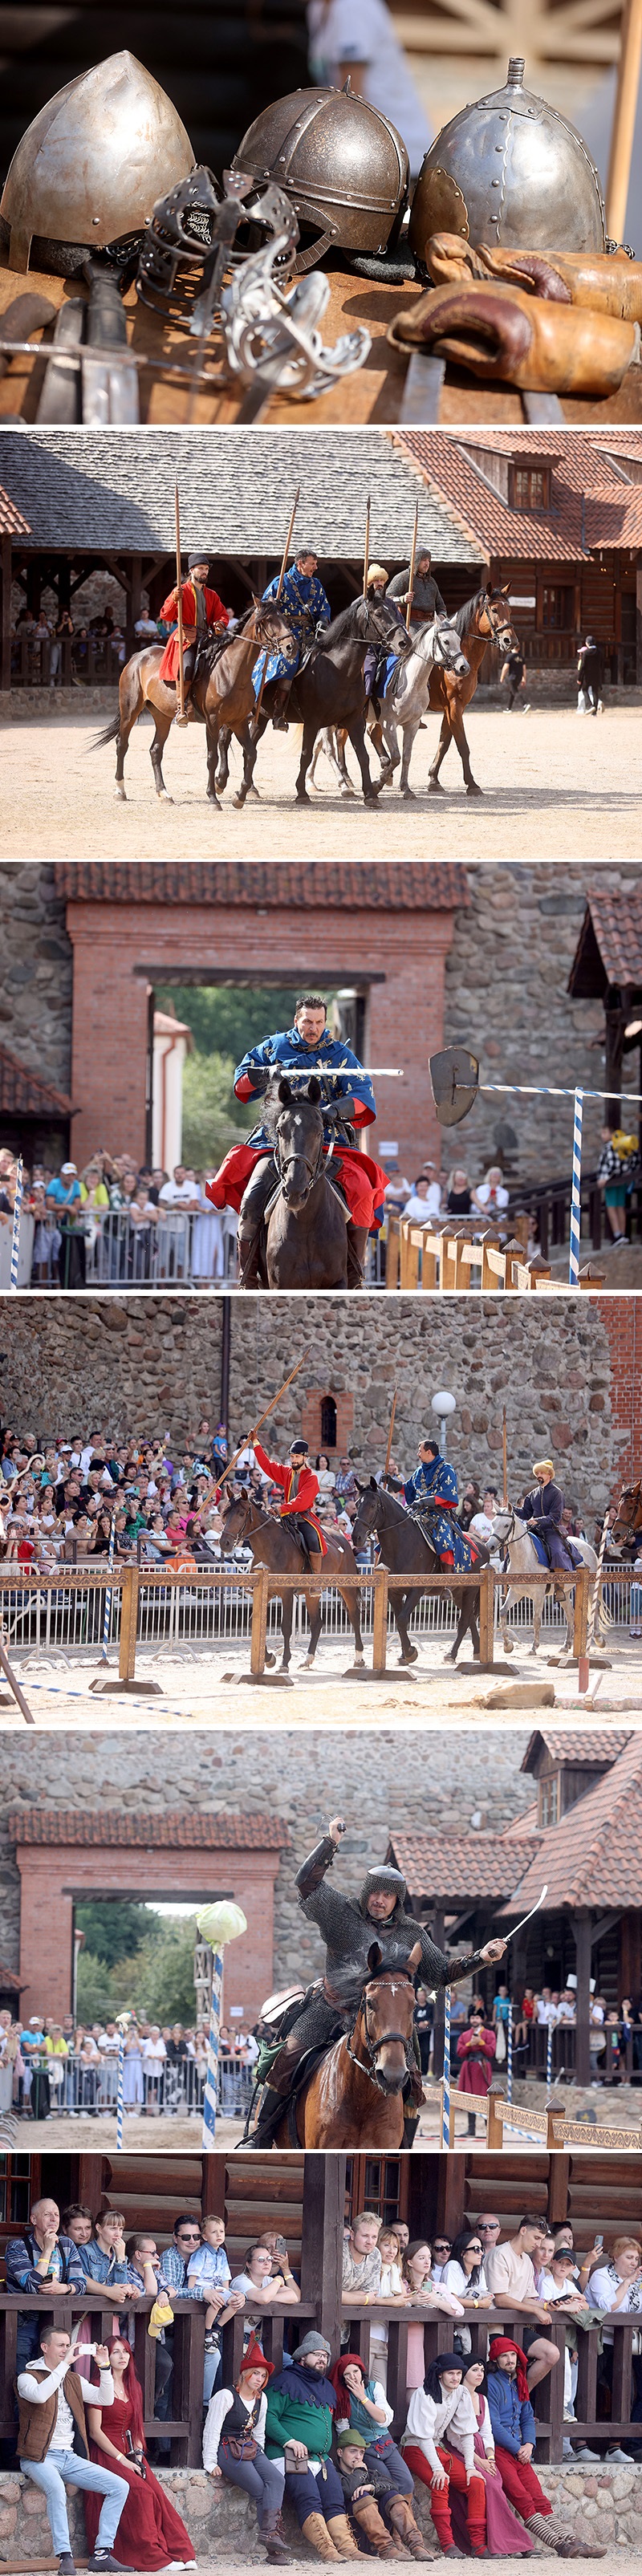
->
[157, 558, 230, 706]
[486, 2341, 605, 2558]
[203, 2338, 291, 2565]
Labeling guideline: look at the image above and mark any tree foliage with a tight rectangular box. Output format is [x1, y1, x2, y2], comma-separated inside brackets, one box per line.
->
[75, 1910, 200, 2028]
[156, 985, 300, 1062]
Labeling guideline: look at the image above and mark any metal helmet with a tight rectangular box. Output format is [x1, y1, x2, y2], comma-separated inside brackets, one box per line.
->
[0, 51, 195, 274]
[229, 81, 409, 273]
[408, 57, 607, 271]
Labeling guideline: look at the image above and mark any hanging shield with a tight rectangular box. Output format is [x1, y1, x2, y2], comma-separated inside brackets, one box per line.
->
[429, 1045, 479, 1125]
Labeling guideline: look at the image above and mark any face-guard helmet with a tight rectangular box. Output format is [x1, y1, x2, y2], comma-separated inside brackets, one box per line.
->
[136, 165, 299, 314]
[229, 80, 409, 274]
[0, 51, 195, 275]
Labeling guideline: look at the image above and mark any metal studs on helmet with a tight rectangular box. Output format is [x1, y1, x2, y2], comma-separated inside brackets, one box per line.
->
[229, 82, 409, 274]
[408, 57, 607, 275]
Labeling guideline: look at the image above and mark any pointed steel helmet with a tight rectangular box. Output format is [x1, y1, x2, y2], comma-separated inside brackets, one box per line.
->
[0, 51, 195, 274]
[409, 58, 607, 271]
[229, 83, 408, 273]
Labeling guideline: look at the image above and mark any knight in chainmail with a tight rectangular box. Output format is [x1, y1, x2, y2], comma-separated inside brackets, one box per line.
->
[247, 1818, 506, 2150]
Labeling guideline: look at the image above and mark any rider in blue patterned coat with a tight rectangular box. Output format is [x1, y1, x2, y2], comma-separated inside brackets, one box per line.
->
[252, 550, 331, 727]
[389, 1436, 474, 1570]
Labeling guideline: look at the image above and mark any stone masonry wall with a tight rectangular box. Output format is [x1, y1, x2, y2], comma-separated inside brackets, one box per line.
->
[0, 1727, 534, 1996]
[0, 2460, 640, 2562]
[0, 1294, 628, 1516]
[0, 865, 72, 1095]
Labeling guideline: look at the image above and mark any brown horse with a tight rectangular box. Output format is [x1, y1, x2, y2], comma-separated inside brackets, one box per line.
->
[221, 1489, 367, 1673]
[274, 1947, 423, 2148]
[91, 601, 296, 810]
[611, 1477, 642, 1550]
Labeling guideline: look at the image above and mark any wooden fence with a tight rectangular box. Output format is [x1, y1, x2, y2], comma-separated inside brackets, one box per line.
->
[392, 0, 628, 66]
[384, 1211, 604, 1291]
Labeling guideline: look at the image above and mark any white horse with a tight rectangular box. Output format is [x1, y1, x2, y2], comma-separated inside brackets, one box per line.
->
[492, 1506, 603, 1659]
[307, 613, 469, 801]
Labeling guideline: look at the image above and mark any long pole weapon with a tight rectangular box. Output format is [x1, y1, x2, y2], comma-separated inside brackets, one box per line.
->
[224, 1347, 312, 1481]
[174, 482, 188, 729]
[363, 493, 371, 597]
[405, 501, 419, 633]
[254, 483, 300, 725]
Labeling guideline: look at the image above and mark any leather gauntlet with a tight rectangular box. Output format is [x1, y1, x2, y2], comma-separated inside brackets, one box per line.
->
[421, 231, 642, 323]
[388, 279, 640, 395]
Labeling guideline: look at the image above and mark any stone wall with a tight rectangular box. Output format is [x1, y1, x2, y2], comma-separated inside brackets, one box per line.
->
[0, 1727, 534, 1996]
[0, 2459, 640, 2562]
[0, 864, 71, 1095]
[0, 1293, 628, 1514]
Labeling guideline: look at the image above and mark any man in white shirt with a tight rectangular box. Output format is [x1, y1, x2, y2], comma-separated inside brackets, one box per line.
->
[402, 1172, 443, 1224]
[469, 1489, 502, 1550]
[483, 2216, 561, 2398]
[17, 2321, 128, 2576]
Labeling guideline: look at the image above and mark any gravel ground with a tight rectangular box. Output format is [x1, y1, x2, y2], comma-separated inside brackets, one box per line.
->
[1, 1633, 640, 1726]
[2, 705, 640, 863]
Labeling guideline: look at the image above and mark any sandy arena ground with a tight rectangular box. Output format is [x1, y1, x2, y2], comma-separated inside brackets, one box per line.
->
[1, 1632, 640, 1725]
[2, 703, 640, 863]
[15, 2078, 641, 2149]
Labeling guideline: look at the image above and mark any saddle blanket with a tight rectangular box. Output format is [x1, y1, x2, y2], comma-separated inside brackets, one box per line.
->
[206, 1142, 388, 1229]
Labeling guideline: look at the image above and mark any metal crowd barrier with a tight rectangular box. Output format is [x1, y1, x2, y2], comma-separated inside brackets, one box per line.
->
[11, 2048, 253, 2121]
[26, 1207, 238, 1289]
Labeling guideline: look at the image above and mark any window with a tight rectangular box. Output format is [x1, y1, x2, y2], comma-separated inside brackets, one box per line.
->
[542, 586, 574, 631]
[320, 1395, 337, 1450]
[539, 1775, 559, 1827]
[510, 466, 551, 511]
[345, 2155, 407, 2229]
[0, 2153, 32, 2235]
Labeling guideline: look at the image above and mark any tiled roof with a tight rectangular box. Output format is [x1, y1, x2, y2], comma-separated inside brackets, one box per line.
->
[521, 1729, 632, 1774]
[387, 1830, 539, 1904]
[55, 863, 466, 912]
[394, 430, 642, 566]
[7, 1810, 291, 1849]
[567, 884, 642, 997]
[0, 481, 30, 538]
[498, 1737, 642, 1913]
[0, 429, 477, 562]
[0, 1044, 71, 1119]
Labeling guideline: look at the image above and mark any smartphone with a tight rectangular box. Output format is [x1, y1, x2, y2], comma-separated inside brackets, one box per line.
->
[593, 2234, 603, 2251]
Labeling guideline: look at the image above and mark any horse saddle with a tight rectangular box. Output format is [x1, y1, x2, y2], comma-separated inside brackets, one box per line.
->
[530, 1530, 550, 1567]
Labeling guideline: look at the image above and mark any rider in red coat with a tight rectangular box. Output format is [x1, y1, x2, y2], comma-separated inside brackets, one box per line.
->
[158, 555, 230, 702]
[252, 1438, 327, 1559]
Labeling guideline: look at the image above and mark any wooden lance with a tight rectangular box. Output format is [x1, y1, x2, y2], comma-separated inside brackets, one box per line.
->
[254, 483, 300, 723]
[174, 481, 189, 728]
[384, 1387, 397, 1479]
[363, 493, 371, 597]
[405, 501, 419, 632]
[225, 1347, 311, 1481]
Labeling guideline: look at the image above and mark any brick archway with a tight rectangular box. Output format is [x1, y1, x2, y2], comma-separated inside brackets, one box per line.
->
[9, 1810, 291, 2025]
[55, 863, 464, 1175]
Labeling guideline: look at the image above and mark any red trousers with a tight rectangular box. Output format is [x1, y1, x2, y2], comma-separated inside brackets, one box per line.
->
[494, 2448, 551, 2519]
[402, 2444, 486, 2554]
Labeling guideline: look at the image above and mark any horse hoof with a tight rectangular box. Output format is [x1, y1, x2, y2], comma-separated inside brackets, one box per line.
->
[296, 791, 311, 806]
[232, 793, 246, 810]
[502, 1640, 514, 1655]
[401, 787, 415, 801]
[428, 778, 445, 794]
[466, 780, 483, 798]
[248, 785, 261, 799]
[156, 790, 173, 802]
[207, 797, 221, 810]
[115, 786, 126, 801]
[340, 785, 356, 801]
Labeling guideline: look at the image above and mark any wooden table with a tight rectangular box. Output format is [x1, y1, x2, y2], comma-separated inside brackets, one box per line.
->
[2, 250, 642, 424]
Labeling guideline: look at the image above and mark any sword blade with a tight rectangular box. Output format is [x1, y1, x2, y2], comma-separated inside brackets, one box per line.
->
[508, 1885, 549, 1940]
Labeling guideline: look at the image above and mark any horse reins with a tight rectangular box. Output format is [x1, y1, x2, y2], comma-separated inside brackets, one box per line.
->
[345, 1971, 416, 2089]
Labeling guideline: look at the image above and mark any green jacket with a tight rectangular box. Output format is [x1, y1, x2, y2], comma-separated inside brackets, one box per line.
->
[265, 2370, 335, 2460]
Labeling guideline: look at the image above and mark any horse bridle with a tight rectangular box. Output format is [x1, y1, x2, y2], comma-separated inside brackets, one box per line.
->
[345, 1969, 416, 2090]
[611, 1479, 642, 1545]
[481, 599, 516, 649]
[274, 1115, 327, 1206]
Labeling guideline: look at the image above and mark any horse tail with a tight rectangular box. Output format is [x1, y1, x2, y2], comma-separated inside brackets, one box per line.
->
[91, 711, 122, 751]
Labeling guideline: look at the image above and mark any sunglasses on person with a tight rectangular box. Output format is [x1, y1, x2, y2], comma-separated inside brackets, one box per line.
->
[433, 2241, 451, 2255]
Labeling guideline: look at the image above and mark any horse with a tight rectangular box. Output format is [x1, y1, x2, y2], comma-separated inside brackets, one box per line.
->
[274, 1946, 423, 2148]
[221, 1487, 367, 1674]
[491, 1507, 603, 1658]
[91, 600, 297, 810]
[425, 585, 518, 796]
[351, 1477, 489, 1664]
[223, 592, 411, 807]
[306, 611, 469, 802]
[240, 1079, 361, 1290]
[610, 1477, 642, 1552]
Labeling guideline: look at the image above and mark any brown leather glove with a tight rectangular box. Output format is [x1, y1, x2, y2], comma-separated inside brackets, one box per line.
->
[422, 231, 642, 322]
[388, 280, 640, 394]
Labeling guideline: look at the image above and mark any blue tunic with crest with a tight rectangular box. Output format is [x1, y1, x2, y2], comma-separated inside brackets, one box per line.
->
[234, 1027, 376, 1148]
[252, 565, 331, 693]
[403, 1452, 473, 1568]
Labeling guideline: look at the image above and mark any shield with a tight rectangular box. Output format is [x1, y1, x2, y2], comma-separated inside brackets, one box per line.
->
[429, 1045, 479, 1124]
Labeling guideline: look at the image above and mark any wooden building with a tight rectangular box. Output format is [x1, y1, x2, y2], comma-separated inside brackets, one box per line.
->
[568, 879, 642, 1128]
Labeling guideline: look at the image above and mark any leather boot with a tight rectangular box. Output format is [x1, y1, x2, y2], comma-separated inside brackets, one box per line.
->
[271, 677, 291, 731]
[387, 2496, 433, 2558]
[346, 1222, 369, 1288]
[423, 230, 642, 320]
[238, 1229, 262, 1290]
[555, 2540, 607, 2562]
[388, 279, 639, 397]
[261, 2508, 293, 2562]
[300, 2514, 341, 2562]
[326, 2513, 361, 2558]
[351, 2496, 403, 2556]
[402, 2112, 421, 2149]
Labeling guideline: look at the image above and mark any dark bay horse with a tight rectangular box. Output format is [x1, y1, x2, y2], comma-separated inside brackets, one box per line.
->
[222, 1489, 366, 1673]
[352, 1477, 489, 1664]
[242, 1079, 358, 1290]
[611, 1477, 642, 1552]
[91, 601, 296, 809]
[223, 593, 410, 807]
[274, 1948, 422, 2148]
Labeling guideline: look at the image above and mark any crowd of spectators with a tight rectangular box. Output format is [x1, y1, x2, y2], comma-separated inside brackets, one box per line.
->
[4, 2197, 641, 2567]
[9, 598, 173, 689]
[384, 1162, 510, 1236]
[0, 2011, 259, 2124]
[0, 1152, 235, 1290]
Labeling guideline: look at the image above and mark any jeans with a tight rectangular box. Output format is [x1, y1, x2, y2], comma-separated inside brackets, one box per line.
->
[20, 2448, 128, 2555]
[219, 2440, 285, 2524]
[365, 2437, 414, 2494]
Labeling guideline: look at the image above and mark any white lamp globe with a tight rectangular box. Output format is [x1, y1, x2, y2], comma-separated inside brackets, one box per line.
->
[431, 1390, 457, 1418]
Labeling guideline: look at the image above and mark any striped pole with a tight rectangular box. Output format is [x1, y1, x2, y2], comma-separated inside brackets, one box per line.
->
[201, 1949, 224, 2149]
[10, 1160, 23, 1291]
[506, 2000, 513, 2105]
[546, 2014, 554, 2098]
[115, 2013, 130, 2149]
[579, 1502, 612, 1693]
[568, 1089, 583, 1286]
[441, 1986, 451, 2150]
[100, 1510, 116, 1662]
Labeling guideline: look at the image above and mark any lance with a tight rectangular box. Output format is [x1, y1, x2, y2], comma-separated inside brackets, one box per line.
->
[384, 1388, 397, 1479]
[363, 492, 371, 597]
[174, 482, 189, 729]
[224, 1347, 312, 1481]
[261, 1062, 404, 1078]
[405, 500, 419, 632]
[254, 483, 300, 724]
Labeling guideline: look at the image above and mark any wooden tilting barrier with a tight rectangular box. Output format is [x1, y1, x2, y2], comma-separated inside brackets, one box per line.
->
[432, 2087, 642, 2151]
[385, 1212, 604, 1292]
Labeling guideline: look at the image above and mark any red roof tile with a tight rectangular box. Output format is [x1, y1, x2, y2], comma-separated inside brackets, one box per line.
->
[7, 1810, 291, 1849]
[0, 1044, 72, 1119]
[0, 481, 31, 538]
[498, 1737, 642, 1913]
[568, 884, 642, 995]
[387, 1829, 540, 1904]
[54, 863, 467, 913]
[392, 431, 642, 567]
[521, 1729, 632, 1773]
[0, 1960, 26, 1991]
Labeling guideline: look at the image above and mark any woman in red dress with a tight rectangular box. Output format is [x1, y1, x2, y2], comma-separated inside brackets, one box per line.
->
[85, 2334, 195, 2573]
[456, 1999, 496, 2137]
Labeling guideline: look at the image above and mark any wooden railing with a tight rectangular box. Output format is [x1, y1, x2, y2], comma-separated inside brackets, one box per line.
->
[384, 1211, 604, 1291]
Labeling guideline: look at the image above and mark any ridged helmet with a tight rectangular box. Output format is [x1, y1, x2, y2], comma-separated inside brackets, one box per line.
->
[409, 57, 607, 273]
[0, 51, 195, 274]
[229, 81, 409, 273]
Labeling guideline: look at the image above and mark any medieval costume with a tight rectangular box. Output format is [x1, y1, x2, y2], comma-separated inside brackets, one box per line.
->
[516, 1461, 583, 1574]
[206, 1021, 388, 1289]
[248, 1848, 491, 2151]
[387, 565, 447, 627]
[264, 2332, 357, 2563]
[456, 2008, 497, 2135]
[203, 2339, 291, 2565]
[158, 558, 229, 696]
[401, 1452, 476, 1571]
[363, 565, 407, 705]
[254, 1438, 327, 1562]
[252, 562, 331, 709]
[400, 2355, 487, 2558]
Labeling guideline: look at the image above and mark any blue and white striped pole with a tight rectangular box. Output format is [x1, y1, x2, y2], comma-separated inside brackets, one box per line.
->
[441, 1986, 451, 2150]
[546, 2015, 554, 2098]
[568, 1088, 583, 1286]
[100, 1510, 116, 1662]
[10, 1159, 23, 1292]
[196, 1902, 248, 2153]
[506, 2001, 513, 2105]
[115, 2012, 131, 2150]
